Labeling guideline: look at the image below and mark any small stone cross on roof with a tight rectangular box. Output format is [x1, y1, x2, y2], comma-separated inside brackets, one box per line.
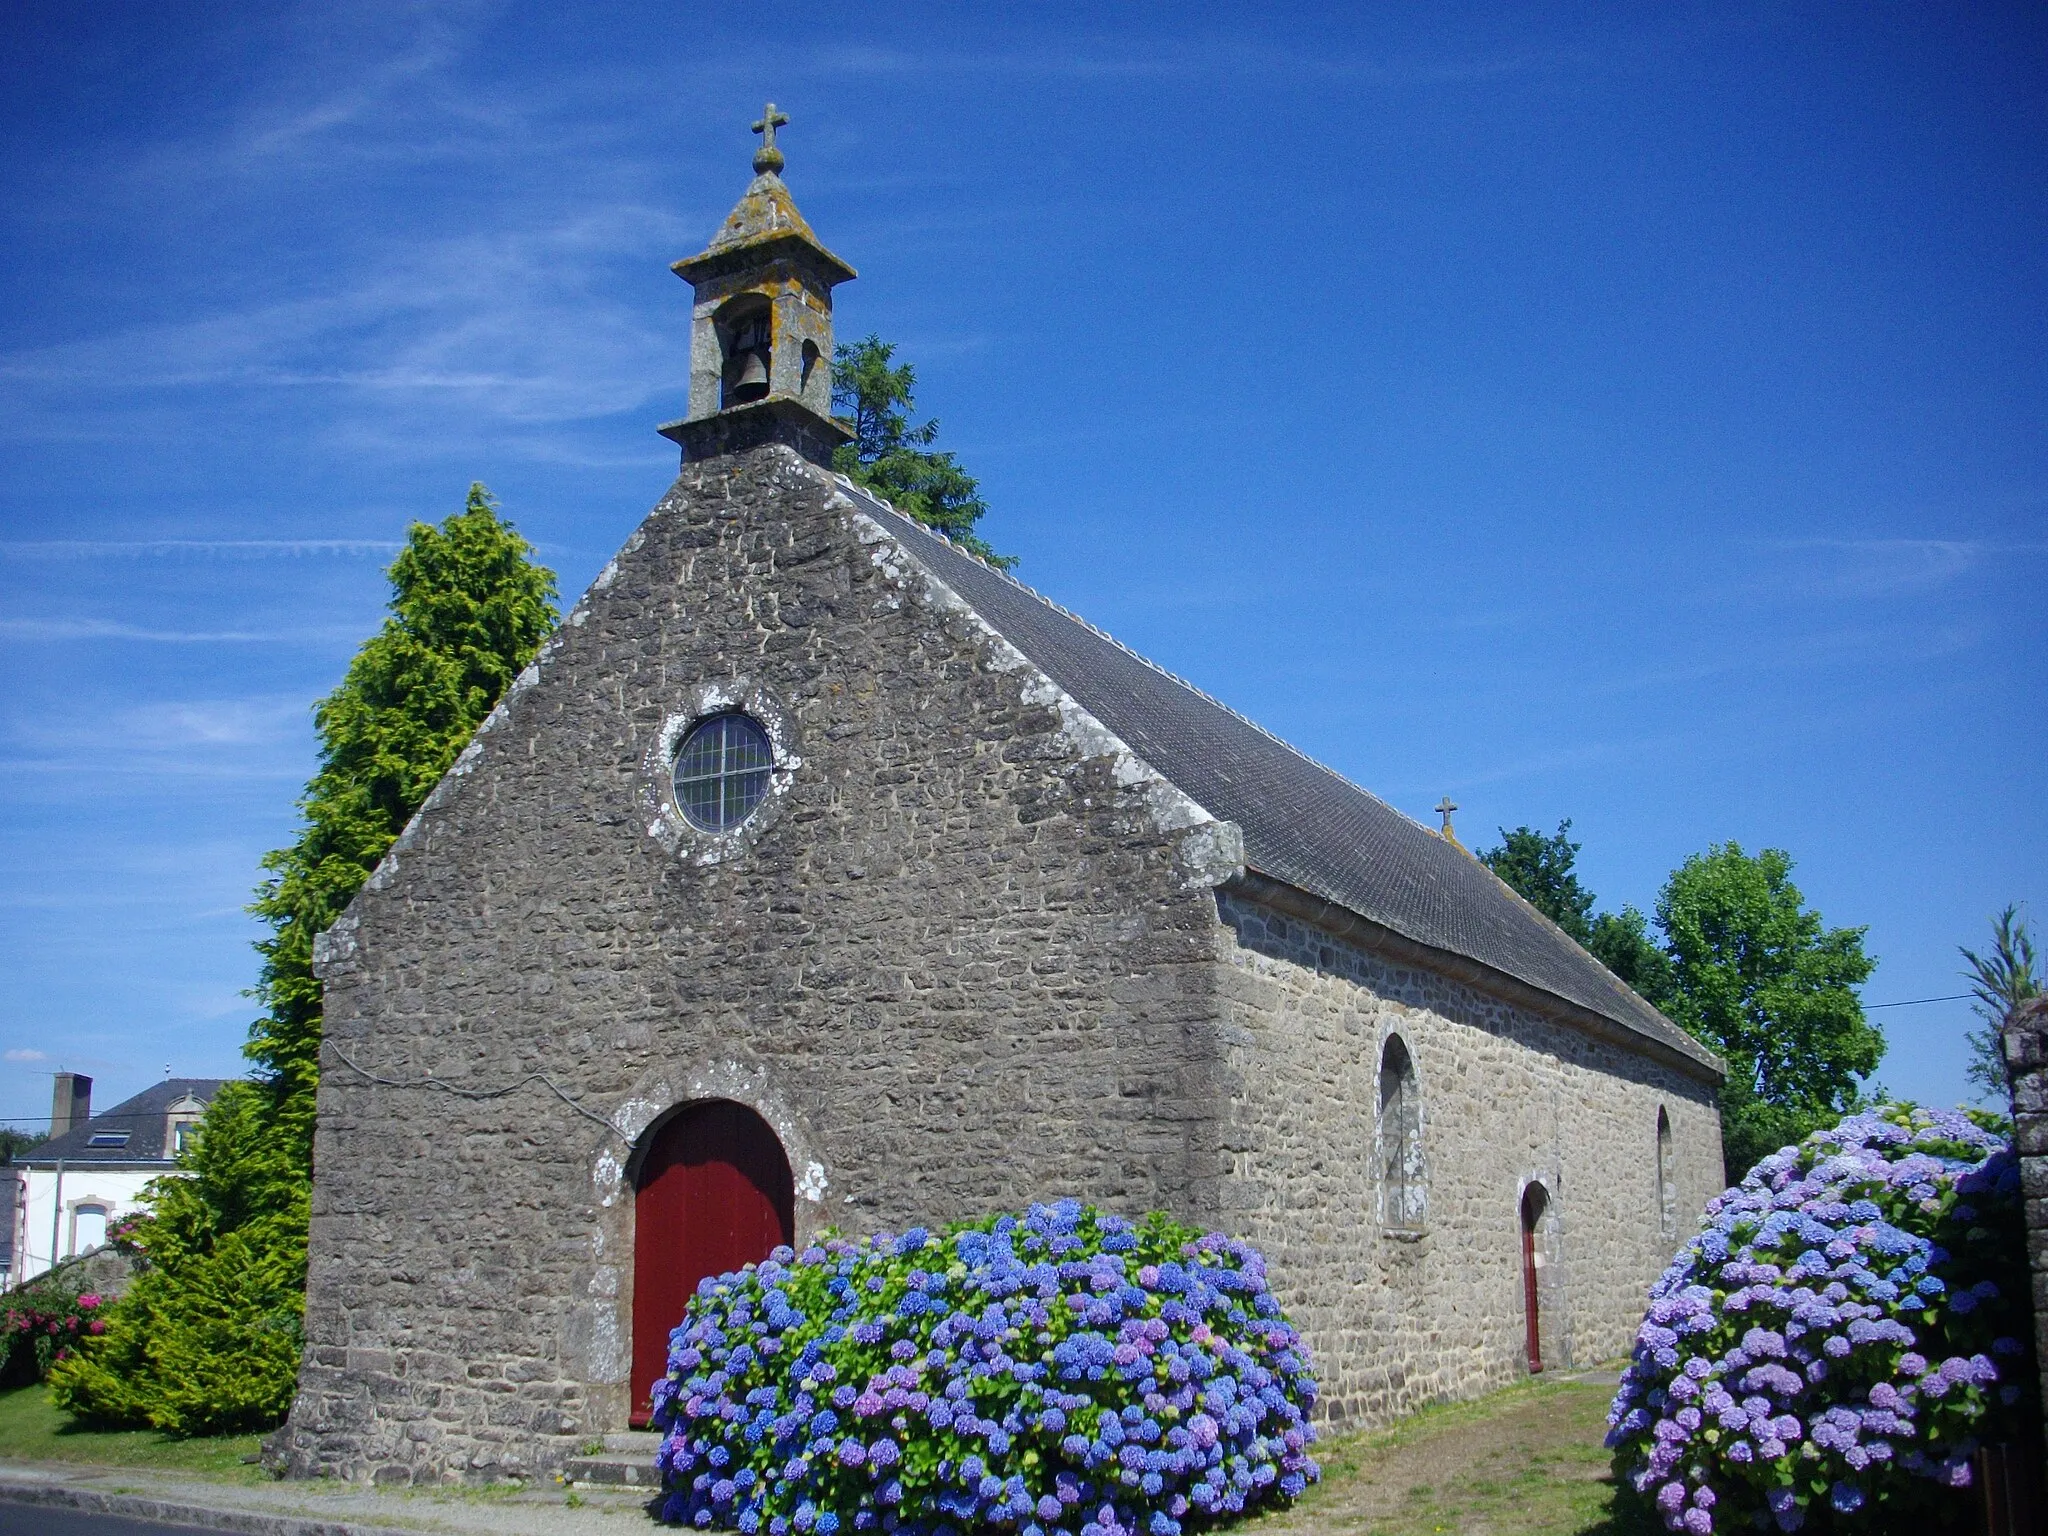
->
[1435, 796, 1460, 838]
[752, 102, 790, 175]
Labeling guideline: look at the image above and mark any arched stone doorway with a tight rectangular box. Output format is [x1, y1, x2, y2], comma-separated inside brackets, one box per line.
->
[631, 1099, 794, 1425]
[1520, 1182, 1550, 1374]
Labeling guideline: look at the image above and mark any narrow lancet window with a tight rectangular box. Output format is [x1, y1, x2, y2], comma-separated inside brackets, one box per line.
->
[1657, 1107, 1677, 1237]
[1378, 1034, 1426, 1230]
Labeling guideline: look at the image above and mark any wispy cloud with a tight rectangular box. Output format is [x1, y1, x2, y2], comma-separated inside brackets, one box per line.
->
[0, 695, 312, 780]
[3, 1049, 49, 1063]
[1724, 536, 2048, 606]
[0, 617, 350, 643]
[1762, 538, 1990, 599]
[0, 200, 695, 450]
[0, 540, 401, 560]
[800, 36, 1584, 87]
[110, 698, 308, 751]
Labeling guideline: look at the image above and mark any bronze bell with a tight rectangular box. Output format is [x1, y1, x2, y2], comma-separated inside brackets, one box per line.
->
[732, 348, 770, 402]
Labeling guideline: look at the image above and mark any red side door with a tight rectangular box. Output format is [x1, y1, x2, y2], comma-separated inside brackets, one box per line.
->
[631, 1101, 794, 1425]
[1521, 1185, 1545, 1374]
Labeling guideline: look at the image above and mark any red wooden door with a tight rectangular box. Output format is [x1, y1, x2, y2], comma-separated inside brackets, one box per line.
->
[1521, 1184, 1545, 1374]
[632, 1101, 794, 1425]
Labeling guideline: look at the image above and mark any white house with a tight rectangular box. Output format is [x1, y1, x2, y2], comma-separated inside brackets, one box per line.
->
[9, 1074, 228, 1287]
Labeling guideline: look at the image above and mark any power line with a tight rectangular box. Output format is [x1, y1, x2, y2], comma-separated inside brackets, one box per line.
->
[1864, 993, 1974, 1010]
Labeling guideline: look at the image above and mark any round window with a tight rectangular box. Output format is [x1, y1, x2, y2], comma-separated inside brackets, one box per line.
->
[672, 713, 774, 833]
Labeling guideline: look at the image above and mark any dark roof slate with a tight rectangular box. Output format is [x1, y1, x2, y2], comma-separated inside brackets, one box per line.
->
[22, 1079, 230, 1165]
[849, 488, 1718, 1074]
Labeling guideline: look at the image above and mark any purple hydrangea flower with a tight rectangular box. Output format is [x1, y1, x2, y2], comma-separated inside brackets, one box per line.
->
[1606, 1107, 2024, 1532]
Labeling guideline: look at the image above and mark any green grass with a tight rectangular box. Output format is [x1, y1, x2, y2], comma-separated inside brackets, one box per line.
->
[0, 1383, 270, 1483]
[0, 1371, 1655, 1532]
[1244, 1372, 1657, 1536]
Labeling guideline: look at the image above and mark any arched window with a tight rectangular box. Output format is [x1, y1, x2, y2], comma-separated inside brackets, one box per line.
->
[1656, 1107, 1676, 1237]
[1378, 1034, 1425, 1230]
[71, 1203, 109, 1256]
[717, 296, 774, 408]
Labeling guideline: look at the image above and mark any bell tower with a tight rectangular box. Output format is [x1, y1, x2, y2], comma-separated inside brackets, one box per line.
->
[659, 104, 858, 467]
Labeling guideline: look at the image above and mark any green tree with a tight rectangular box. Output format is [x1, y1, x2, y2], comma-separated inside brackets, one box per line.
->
[1960, 904, 2040, 1101]
[1656, 843, 1882, 1180]
[51, 486, 557, 1434]
[831, 334, 1013, 569]
[0, 1128, 45, 1163]
[1587, 905, 1677, 1010]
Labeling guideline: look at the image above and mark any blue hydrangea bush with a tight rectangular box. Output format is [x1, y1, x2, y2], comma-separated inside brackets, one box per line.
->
[1607, 1105, 2038, 1532]
[649, 1200, 1319, 1536]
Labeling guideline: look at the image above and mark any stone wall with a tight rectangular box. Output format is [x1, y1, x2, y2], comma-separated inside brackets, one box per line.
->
[276, 442, 1234, 1484]
[2001, 994, 2048, 1454]
[1212, 887, 1723, 1429]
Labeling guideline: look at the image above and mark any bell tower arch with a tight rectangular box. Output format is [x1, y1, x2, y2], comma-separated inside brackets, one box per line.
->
[661, 102, 857, 465]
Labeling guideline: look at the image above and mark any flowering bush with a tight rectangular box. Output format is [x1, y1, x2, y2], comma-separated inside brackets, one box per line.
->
[0, 1284, 108, 1386]
[1607, 1105, 2037, 1531]
[651, 1200, 1318, 1535]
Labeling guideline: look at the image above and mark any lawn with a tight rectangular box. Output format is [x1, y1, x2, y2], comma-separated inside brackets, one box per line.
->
[0, 1371, 1653, 1530]
[0, 1383, 270, 1484]
[1246, 1372, 1654, 1536]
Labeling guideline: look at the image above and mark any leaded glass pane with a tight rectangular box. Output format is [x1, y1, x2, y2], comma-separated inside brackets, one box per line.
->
[672, 714, 774, 833]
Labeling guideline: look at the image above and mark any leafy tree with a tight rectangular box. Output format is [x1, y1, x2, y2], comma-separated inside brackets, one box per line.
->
[51, 486, 557, 1434]
[831, 334, 1013, 569]
[0, 1128, 45, 1163]
[1960, 904, 2040, 1101]
[1656, 843, 1882, 1180]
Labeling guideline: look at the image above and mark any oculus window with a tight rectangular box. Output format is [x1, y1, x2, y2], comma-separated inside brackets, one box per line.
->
[672, 713, 774, 833]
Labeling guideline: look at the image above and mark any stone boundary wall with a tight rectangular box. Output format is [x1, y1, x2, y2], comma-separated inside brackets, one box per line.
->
[2000, 994, 2048, 1454]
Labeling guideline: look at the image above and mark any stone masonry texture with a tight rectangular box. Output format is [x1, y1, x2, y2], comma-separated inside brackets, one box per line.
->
[2001, 995, 2048, 1454]
[276, 439, 1723, 1483]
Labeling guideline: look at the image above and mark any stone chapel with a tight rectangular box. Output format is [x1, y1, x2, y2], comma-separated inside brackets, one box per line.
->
[276, 110, 1726, 1485]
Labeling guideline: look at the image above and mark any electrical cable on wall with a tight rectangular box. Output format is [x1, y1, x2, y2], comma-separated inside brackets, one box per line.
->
[324, 1043, 630, 1144]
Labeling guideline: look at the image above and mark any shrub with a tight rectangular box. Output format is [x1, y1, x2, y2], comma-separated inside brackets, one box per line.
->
[48, 1082, 308, 1435]
[0, 1283, 108, 1386]
[1606, 1105, 2037, 1531]
[651, 1200, 1318, 1535]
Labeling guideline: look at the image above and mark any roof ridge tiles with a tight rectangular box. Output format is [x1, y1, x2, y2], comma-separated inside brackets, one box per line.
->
[842, 483, 1422, 837]
[828, 475, 1717, 1077]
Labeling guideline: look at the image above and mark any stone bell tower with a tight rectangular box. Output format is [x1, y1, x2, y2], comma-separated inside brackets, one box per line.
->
[659, 104, 858, 467]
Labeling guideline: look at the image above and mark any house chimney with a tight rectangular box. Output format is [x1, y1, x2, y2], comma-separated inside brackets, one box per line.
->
[51, 1073, 91, 1138]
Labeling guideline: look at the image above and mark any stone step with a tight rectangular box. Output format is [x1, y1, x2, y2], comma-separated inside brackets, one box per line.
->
[562, 1452, 662, 1488]
[603, 1430, 664, 1453]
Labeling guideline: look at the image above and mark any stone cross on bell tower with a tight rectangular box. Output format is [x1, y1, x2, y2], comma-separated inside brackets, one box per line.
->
[659, 103, 858, 467]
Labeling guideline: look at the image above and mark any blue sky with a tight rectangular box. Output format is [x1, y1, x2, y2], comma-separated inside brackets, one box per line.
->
[2, 2, 2043, 1135]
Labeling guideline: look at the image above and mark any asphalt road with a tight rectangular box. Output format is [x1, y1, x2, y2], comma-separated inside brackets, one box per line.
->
[0, 1504, 220, 1536]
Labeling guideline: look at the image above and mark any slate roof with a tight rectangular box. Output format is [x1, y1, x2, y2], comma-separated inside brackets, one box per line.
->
[848, 487, 1720, 1075]
[20, 1079, 230, 1166]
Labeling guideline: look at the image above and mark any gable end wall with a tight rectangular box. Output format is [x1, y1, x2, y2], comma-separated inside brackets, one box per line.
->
[280, 444, 1238, 1484]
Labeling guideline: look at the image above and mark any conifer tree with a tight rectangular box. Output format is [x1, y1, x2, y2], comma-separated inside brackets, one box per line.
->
[831, 334, 1013, 569]
[52, 487, 557, 1434]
